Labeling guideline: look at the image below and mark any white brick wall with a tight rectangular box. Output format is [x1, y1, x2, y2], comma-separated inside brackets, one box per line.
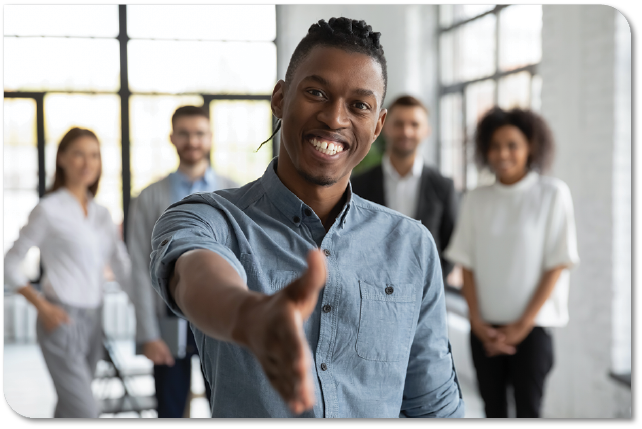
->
[540, 5, 631, 418]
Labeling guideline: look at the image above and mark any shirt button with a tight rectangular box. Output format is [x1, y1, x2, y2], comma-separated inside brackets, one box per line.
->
[323, 249, 331, 257]
[160, 239, 169, 246]
[293, 216, 301, 223]
[320, 363, 328, 371]
[304, 208, 312, 216]
[322, 304, 332, 313]
[385, 286, 394, 295]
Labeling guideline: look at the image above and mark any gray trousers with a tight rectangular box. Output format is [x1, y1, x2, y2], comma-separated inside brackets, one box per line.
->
[36, 301, 103, 418]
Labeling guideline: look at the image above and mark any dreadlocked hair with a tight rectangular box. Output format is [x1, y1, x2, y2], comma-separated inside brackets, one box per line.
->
[257, 17, 387, 152]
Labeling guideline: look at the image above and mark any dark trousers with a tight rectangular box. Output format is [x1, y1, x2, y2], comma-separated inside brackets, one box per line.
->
[470, 326, 554, 418]
[154, 327, 212, 418]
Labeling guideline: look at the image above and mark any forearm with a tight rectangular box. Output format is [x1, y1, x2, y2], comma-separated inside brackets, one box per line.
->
[16, 284, 49, 312]
[461, 268, 482, 323]
[169, 248, 262, 345]
[518, 266, 565, 326]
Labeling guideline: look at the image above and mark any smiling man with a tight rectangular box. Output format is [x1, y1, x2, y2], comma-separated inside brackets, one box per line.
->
[148, 18, 464, 418]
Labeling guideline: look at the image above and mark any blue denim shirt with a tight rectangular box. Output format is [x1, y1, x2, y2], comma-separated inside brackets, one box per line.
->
[149, 158, 464, 418]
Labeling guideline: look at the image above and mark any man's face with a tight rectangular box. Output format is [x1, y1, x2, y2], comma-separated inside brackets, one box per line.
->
[272, 46, 387, 187]
[170, 115, 212, 165]
[382, 105, 430, 158]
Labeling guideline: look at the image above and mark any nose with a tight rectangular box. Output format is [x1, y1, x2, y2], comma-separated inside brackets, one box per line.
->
[317, 99, 350, 130]
[499, 146, 510, 159]
[188, 133, 200, 146]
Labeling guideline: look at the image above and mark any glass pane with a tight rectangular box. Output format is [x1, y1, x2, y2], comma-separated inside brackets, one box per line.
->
[127, 5, 276, 41]
[4, 98, 40, 279]
[458, 14, 496, 83]
[128, 40, 276, 94]
[441, 13, 496, 85]
[499, 5, 542, 72]
[44, 94, 123, 224]
[439, 31, 455, 86]
[465, 79, 496, 140]
[210, 100, 273, 187]
[4, 38, 120, 92]
[440, 4, 495, 28]
[4, 5, 118, 37]
[465, 79, 496, 190]
[439, 93, 464, 191]
[531, 74, 542, 112]
[498, 71, 531, 110]
[130, 95, 204, 197]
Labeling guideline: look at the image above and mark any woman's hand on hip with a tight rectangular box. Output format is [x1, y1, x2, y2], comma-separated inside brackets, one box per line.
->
[39, 302, 71, 333]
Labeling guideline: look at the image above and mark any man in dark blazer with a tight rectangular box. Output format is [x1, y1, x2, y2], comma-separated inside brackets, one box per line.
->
[352, 95, 457, 281]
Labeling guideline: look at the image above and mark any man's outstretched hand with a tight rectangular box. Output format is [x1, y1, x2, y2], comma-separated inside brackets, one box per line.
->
[231, 249, 327, 415]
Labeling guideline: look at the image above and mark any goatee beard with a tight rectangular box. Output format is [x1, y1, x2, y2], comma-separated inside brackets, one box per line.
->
[297, 167, 338, 187]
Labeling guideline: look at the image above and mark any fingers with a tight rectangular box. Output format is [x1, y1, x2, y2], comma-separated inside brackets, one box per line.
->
[259, 309, 315, 415]
[284, 249, 327, 318]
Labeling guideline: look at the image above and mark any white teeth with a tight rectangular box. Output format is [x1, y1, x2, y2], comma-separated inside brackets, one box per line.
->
[310, 137, 344, 155]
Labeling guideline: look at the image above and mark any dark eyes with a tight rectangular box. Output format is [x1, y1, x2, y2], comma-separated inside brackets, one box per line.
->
[306, 89, 370, 111]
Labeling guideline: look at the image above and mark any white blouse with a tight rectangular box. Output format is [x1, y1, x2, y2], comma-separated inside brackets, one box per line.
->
[444, 171, 580, 327]
[382, 153, 424, 218]
[4, 188, 131, 308]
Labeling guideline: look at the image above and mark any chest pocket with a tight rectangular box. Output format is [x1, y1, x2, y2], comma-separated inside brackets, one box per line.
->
[239, 253, 299, 294]
[356, 280, 417, 362]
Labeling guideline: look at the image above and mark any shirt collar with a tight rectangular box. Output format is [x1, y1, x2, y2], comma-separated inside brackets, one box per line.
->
[382, 153, 424, 181]
[171, 165, 216, 187]
[260, 157, 353, 229]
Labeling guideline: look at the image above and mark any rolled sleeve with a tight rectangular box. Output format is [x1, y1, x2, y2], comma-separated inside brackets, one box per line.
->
[401, 229, 465, 418]
[149, 199, 246, 318]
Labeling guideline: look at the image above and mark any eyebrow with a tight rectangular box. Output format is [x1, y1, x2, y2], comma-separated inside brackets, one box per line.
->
[302, 74, 378, 99]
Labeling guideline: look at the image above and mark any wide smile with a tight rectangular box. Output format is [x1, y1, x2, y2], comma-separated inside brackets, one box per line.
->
[308, 136, 346, 157]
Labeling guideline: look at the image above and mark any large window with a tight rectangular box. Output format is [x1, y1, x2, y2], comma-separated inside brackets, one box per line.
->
[4, 5, 277, 277]
[438, 5, 542, 191]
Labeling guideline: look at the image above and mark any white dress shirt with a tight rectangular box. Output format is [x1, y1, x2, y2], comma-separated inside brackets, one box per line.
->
[444, 171, 580, 327]
[4, 188, 131, 308]
[381, 153, 424, 218]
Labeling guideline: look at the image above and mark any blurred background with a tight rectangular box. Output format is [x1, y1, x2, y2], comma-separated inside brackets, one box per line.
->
[3, 4, 631, 419]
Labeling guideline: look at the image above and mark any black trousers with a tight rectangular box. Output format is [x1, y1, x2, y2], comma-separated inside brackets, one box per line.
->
[470, 326, 554, 418]
[154, 326, 212, 418]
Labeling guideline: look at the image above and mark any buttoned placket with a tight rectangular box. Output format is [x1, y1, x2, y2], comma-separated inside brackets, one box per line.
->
[314, 229, 340, 418]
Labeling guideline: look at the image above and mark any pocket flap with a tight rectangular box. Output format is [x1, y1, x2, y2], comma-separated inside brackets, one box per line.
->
[359, 280, 417, 303]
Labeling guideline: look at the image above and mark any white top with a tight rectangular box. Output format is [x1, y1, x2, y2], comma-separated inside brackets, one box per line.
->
[444, 171, 580, 327]
[382, 153, 424, 218]
[4, 188, 131, 308]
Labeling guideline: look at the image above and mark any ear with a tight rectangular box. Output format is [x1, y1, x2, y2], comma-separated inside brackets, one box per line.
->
[373, 108, 388, 142]
[169, 132, 177, 148]
[271, 80, 286, 119]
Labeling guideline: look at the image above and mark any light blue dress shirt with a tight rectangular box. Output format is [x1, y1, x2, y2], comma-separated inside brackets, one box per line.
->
[168, 166, 218, 205]
[150, 158, 464, 418]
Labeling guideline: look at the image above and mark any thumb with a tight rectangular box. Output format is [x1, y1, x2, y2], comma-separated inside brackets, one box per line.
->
[284, 249, 327, 317]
